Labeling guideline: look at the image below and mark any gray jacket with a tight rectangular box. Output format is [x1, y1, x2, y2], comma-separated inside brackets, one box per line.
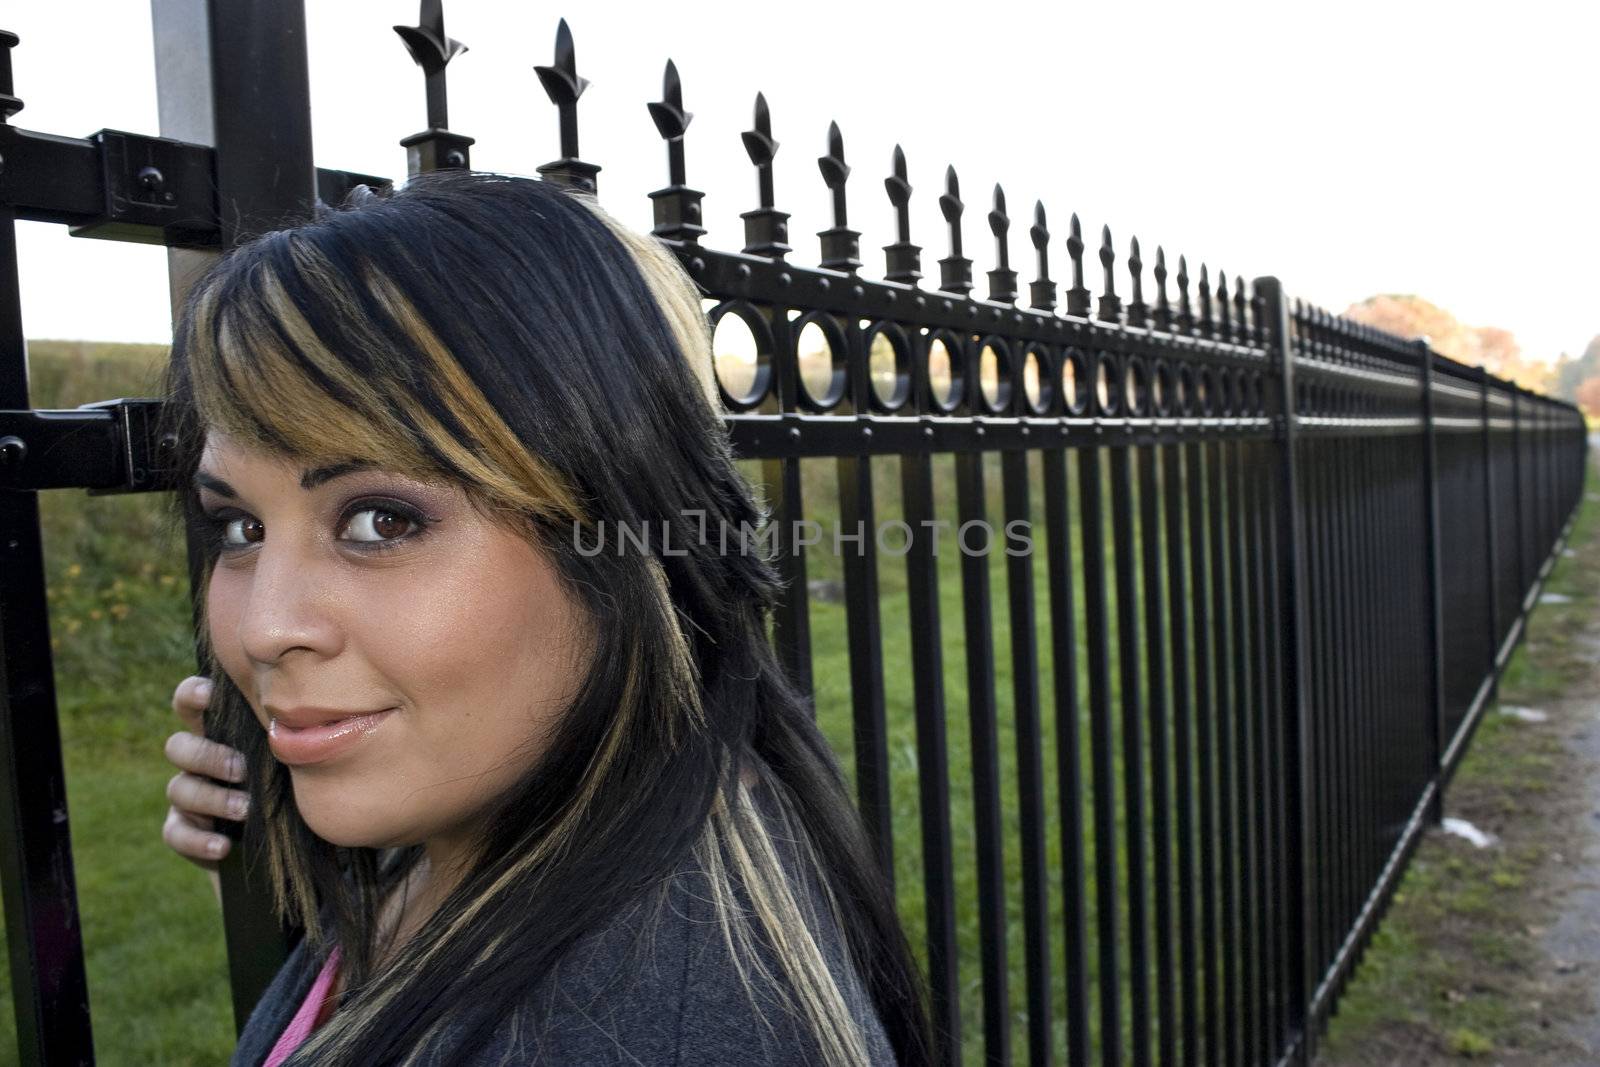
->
[232, 803, 899, 1065]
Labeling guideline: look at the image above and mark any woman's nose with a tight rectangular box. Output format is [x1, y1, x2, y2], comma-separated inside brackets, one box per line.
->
[235, 540, 344, 667]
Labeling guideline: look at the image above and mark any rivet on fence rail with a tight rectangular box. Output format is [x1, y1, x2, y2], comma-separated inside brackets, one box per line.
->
[1028, 201, 1054, 312]
[937, 166, 972, 296]
[1065, 213, 1090, 317]
[1126, 236, 1147, 329]
[987, 185, 1017, 305]
[646, 59, 704, 243]
[1153, 246, 1171, 331]
[534, 19, 600, 194]
[394, 0, 473, 175]
[882, 145, 921, 285]
[1096, 225, 1120, 323]
[739, 92, 789, 260]
[816, 121, 861, 274]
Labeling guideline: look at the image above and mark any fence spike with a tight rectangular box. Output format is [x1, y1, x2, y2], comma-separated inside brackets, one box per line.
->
[645, 59, 704, 242]
[816, 121, 861, 273]
[1126, 235, 1147, 328]
[534, 18, 600, 193]
[1176, 254, 1193, 333]
[1234, 276, 1250, 343]
[1097, 224, 1121, 322]
[937, 165, 972, 295]
[739, 92, 789, 259]
[394, 1, 473, 174]
[1216, 270, 1232, 339]
[1065, 212, 1090, 316]
[987, 184, 1017, 304]
[1029, 200, 1056, 312]
[1152, 245, 1171, 330]
[882, 144, 922, 284]
[1198, 263, 1214, 338]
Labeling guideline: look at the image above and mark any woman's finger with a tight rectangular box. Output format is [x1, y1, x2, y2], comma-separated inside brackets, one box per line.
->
[166, 770, 249, 821]
[171, 675, 213, 735]
[163, 806, 228, 865]
[164, 730, 246, 784]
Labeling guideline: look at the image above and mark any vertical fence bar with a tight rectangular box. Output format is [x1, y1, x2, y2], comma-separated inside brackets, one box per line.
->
[1223, 433, 1257, 1064]
[1138, 442, 1177, 1066]
[900, 442, 961, 1067]
[0, 122, 97, 1067]
[953, 445, 1011, 1067]
[1111, 436, 1152, 1067]
[1187, 436, 1221, 1067]
[1161, 441, 1200, 1065]
[151, 0, 319, 1030]
[1078, 439, 1121, 1067]
[1043, 444, 1091, 1067]
[1417, 341, 1446, 821]
[1205, 433, 1238, 1066]
[1254, 277, 1311, 1062]
[1001, 448, 1053, 1067]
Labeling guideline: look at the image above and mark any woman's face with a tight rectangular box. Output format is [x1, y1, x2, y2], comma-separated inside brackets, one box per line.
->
[197, 431, 591, 856]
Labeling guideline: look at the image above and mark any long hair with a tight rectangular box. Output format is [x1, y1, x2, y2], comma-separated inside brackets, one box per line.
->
[160, 171, 932, 1066]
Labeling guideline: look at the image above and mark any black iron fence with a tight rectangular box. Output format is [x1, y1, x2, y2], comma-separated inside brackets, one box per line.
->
[0, 4, 1588, 1065]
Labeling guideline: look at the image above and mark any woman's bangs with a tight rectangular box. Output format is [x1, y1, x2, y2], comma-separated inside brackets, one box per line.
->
[182, 255, 447, 480]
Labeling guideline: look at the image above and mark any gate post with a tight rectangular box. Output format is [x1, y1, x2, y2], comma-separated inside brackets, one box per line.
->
[1253, 276, 1313, 1063]
[0, 31, 96, 1064]
[1416, 339, 1445, 821]
[151, 0, 319, 1032]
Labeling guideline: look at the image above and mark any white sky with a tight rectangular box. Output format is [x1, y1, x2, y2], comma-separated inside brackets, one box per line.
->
[8, 0, 1598, 365]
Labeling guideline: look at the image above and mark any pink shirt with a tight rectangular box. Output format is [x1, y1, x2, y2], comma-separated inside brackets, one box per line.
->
[263, 946, 343, 1067]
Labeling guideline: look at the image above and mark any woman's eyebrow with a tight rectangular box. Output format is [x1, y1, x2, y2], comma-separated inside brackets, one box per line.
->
[192, 460, 374, 498]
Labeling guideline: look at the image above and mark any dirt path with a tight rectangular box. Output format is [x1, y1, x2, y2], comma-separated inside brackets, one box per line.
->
[1317, 460, 1600, 1066]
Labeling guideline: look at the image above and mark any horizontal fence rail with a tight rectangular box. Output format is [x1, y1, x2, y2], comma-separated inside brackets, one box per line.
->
[0, 4, 1590, 1064]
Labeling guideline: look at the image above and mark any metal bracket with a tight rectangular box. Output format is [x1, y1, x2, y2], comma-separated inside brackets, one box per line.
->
[0, 398, 175, 494]
[67, 129, 217, 246]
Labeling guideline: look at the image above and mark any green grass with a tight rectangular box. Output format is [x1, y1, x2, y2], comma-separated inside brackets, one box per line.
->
[0, 341, 236, 1064]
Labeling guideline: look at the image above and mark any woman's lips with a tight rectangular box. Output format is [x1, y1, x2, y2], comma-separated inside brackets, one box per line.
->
[268, 709, 396, 766]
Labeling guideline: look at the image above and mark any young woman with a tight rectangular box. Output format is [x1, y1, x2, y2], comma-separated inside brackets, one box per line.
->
[155, 171, 931, 1066]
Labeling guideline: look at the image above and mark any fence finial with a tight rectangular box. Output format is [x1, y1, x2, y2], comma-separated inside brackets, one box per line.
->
[1198, 263, 1214, 338]
[1097, 224, 1121, 322]
[534, 19, 600, 193]
[816, 121, 861, 273]
[394, 1, 473, 174]
[883, 145, 922, 285]
[1126, 235, 1147, 328]
[1065, 213, 1090, 316]
[987, 184, 1017, 304]
[1234, 276, 1250, 342]
[1217, 270, 1232, 339]
[646, 59, 704, 242]
[1176, 254, 1193, 333]
[937, 166, 972, 295]
[1029, 200, 1055, 312]
[739, 92, 789, 259]
[1153, 246, 1171, 330]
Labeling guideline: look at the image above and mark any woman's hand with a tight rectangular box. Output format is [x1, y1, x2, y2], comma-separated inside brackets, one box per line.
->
[162, 676, 247, 880]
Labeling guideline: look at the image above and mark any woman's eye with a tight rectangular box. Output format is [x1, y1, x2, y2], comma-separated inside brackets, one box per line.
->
[222, 517, 264, 547]
[340, 507, 420, 545]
